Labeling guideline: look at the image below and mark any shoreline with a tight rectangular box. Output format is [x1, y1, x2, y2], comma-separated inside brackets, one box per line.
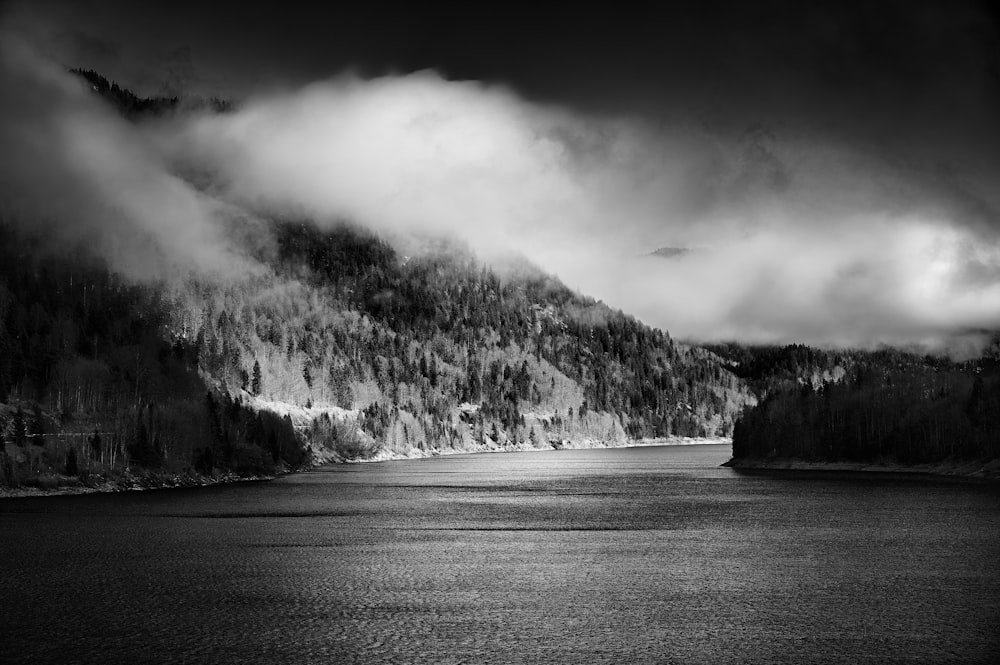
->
[353, 436, 731, 463]
[0, 469, 277, 500]
[722, 456, 1000, 481]
[1, 437, 731, 498]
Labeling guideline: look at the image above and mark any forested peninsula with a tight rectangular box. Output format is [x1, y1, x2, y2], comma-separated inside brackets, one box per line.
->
[711, 344, 1000, 479]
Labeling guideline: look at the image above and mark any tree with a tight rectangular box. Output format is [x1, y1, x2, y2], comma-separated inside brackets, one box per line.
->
[1, 452, 14, 487]
[195, 446, 215, 475]
[29, 404, 45, 445]
[90, 430, 102, 461]
[13, 407, 27, 447]
[131, 420, 160, 468]
[65, 447, 79, 476]
[251, 360, 262, 396]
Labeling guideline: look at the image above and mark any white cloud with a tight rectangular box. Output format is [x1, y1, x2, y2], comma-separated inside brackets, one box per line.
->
[2, 36, 999, 353]
[0, 35, 254, 282]
[155, 71, 1000, 351]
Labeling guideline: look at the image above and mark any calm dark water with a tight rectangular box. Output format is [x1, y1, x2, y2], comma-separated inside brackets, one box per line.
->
[2, 444, 999, 664]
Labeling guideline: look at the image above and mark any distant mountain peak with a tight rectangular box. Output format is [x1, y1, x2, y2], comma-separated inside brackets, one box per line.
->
[69, 68, 233, 117]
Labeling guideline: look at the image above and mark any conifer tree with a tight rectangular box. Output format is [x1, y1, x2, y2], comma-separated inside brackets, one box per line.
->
[65, 447, 79, 476]
[13, 407, 26, 447]
[251, 360, 262, 396]
[90, 430, 102, 461]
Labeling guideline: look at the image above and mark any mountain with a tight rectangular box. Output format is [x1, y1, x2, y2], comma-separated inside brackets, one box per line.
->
[15, 68, 990, 490]
[0, 71, 753, 491]
[171, 217, 754, 449]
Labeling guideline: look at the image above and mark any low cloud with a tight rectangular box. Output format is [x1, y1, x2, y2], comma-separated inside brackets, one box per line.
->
[157, 70, 1000, 353]
[2, 34, 999, 354]
[0, 35, 255, 281]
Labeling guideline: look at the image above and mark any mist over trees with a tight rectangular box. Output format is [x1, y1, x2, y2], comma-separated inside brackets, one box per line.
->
[0, 203, 754, 489]
[0, 66, 755, 489]
[2, 68, 997, 491]
[0, 221, 306, 488]
[187, 220, 753, 449]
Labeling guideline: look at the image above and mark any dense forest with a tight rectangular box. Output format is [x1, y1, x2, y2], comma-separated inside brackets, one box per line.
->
[723, 343, 1000, 467]
[0, 71, 754, 490]
[170, 219, 751, 453]
[0, 214, 752, 490]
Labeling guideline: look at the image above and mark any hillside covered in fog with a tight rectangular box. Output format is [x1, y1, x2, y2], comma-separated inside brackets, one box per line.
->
[0, 69, 759, 491]
[0, 197, 751, 490]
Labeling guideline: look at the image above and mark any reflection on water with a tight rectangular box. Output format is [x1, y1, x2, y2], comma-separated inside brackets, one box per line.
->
[2, 444, 999, 664]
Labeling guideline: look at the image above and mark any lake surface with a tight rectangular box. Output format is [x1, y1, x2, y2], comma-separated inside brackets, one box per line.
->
[2, 444, 999, 664]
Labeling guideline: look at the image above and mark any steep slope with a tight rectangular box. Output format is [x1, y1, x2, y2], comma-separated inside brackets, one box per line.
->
[0, 214, 753, 489]
[174, 222, 752, 455]
[0, 70, 754, 490]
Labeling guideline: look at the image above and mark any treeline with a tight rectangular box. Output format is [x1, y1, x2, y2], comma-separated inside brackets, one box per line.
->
[732, 353, 1000, 464]
[70, 69, 181, 117]
[70, 69, 235, 117]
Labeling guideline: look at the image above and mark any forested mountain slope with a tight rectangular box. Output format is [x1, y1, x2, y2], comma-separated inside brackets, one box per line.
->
[0, 217, 752, 488]
[0, 71, 753, 490]
[179, 222, 751, 449]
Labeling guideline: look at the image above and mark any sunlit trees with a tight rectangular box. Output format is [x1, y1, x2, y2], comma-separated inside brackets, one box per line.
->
[0, 182, 757, 483]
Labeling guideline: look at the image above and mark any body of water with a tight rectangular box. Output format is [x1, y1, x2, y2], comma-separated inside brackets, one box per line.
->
[2, 444, 998, 664]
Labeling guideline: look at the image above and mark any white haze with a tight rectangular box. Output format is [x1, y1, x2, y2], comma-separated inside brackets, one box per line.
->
[0, 37, 256, 282]
[2, 36, 1000, 353]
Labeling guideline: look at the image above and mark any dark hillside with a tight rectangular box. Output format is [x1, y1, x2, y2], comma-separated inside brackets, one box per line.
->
[0, 222, 303, 490]
[728, 345, 1000, 467]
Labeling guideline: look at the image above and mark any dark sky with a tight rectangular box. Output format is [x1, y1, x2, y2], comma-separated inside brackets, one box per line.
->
[9, 1, 1000, 192]
[2, 0, 1000, 352]
[7, 1, 998, 110]
[7, 0, 1000, 172]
